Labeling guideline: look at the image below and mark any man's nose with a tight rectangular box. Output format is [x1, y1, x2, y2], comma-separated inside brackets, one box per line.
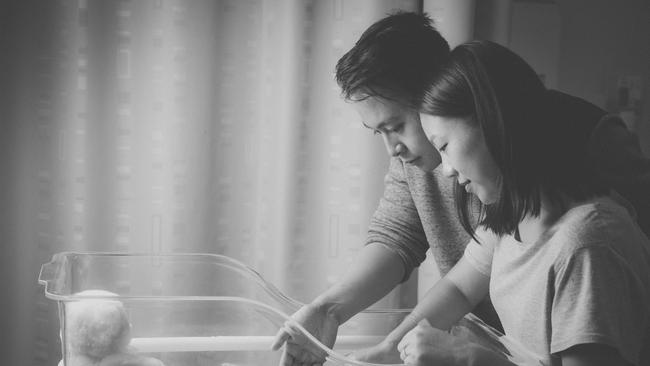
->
[383, 135, 405, 157]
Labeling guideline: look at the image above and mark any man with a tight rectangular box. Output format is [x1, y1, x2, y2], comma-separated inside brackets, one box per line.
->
[271, 11, 650, 366]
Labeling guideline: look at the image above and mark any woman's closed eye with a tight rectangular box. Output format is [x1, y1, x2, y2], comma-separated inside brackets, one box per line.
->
[438, 143, 448, 152]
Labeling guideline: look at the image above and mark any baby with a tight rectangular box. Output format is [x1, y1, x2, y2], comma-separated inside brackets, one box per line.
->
[59, 290, 164, 366]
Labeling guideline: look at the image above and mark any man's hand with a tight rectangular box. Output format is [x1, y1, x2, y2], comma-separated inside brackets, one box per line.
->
[271, 303, 339, 366]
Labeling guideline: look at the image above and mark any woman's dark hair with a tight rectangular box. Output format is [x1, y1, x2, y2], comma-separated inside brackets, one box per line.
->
[335, 11, 450, 109]
[420, 40, 610, 239]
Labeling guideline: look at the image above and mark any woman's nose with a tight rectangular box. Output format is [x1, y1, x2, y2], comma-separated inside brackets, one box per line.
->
[441, 159, 457, 178]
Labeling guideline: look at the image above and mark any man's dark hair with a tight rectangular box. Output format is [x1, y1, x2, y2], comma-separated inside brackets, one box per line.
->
[335, 11, 450, 109]
[420, 40, 610, 239]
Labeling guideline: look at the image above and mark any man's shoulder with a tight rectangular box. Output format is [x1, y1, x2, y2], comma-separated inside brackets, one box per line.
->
[589, 113, 638, 147]
[546, 90, 606, 125]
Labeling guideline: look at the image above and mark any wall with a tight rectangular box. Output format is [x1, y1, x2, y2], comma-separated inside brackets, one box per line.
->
[556, 0, 650, 154]
[505, 0, 650, 154]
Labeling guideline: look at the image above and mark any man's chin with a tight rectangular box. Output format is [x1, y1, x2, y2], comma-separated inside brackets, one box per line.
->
[409, 159, 438, 172]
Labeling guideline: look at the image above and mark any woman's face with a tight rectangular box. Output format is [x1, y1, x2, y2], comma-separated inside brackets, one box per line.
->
[419, 113, 501, 204]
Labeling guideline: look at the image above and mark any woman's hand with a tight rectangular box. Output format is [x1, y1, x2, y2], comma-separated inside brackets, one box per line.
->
[347, 339, 402, 364]
[271, 303, 339, 366]
[398, 320, 517, 366]
[397, 321, 463, 366]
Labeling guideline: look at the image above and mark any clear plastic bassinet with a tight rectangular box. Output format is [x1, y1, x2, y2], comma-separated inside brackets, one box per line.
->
[39, 252, 544, 366]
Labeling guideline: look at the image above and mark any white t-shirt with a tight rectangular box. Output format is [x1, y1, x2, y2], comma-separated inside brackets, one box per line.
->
[464, 196, 650, 366]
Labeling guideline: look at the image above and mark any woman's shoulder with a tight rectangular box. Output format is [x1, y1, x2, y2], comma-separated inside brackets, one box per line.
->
[551, 195, 643, 253]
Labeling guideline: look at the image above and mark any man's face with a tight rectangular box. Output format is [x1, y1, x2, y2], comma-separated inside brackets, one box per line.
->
[352, 96, 441, 172]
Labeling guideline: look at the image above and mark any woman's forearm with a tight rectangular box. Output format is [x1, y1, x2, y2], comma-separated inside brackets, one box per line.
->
[383, 276, 473, 345]
[462, 344, 516, 366]
[385, 255, 490, 344]
[418, 276, 476, 331]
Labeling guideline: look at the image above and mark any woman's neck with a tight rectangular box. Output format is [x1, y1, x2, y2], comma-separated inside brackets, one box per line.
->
[517, 193, 577, 244]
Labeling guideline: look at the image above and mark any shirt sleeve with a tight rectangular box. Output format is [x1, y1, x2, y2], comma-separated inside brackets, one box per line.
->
[462, 226, 497, 277]
[551, 245, 648, 365]
[365, 158, 429, 282]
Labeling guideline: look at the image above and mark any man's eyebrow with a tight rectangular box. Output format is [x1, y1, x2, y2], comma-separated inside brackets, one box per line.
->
[362, 117, 400, 130]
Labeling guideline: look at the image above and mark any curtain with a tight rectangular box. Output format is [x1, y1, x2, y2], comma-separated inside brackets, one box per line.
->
[0, 1, 423, 365]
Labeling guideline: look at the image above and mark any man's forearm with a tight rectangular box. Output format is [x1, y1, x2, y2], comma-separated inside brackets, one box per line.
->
[311, 243, 406, 324]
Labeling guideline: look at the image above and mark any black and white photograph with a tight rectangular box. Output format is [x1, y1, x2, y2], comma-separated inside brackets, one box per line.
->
[2, 1, 649, 365]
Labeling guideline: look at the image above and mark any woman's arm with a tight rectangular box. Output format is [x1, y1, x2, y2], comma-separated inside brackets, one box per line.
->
[397, 319, 516, 366]
[384, 254, 490, 345]
[348, 254, 491, 364]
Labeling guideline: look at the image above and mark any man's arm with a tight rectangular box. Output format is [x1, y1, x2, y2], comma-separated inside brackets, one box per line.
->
[271, 243, 407, 366]
[272, 158, 428, 365]
[311, 242, 406, 324]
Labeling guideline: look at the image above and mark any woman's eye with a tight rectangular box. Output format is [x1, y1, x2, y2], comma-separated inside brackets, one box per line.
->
[439, 143, 448, 152]
[373, 130, 381, 135]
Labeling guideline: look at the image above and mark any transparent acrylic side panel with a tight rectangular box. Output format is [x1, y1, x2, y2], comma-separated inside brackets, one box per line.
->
[59, 298, 410, 366]
[61, 254, 286, 302]
[60, 298, 283, 366]
[58, 300, 542, 366]
[47, 253, 544, 366]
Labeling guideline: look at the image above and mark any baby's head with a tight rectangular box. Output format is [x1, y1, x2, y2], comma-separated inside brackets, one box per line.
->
[65, 290, 131, 359]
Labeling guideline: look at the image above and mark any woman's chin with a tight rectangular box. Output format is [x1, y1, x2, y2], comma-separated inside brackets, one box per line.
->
[476, 191, 498, 205]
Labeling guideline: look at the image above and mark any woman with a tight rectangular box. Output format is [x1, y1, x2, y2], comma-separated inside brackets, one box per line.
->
[356, 40, 650, 366]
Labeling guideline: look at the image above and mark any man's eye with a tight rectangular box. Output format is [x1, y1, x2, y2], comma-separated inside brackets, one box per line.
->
[389, 124, 404, 133]
[373, 130, 381, 136]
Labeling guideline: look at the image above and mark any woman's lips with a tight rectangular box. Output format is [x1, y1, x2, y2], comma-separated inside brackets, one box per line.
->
[459, 181, 471, 193]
